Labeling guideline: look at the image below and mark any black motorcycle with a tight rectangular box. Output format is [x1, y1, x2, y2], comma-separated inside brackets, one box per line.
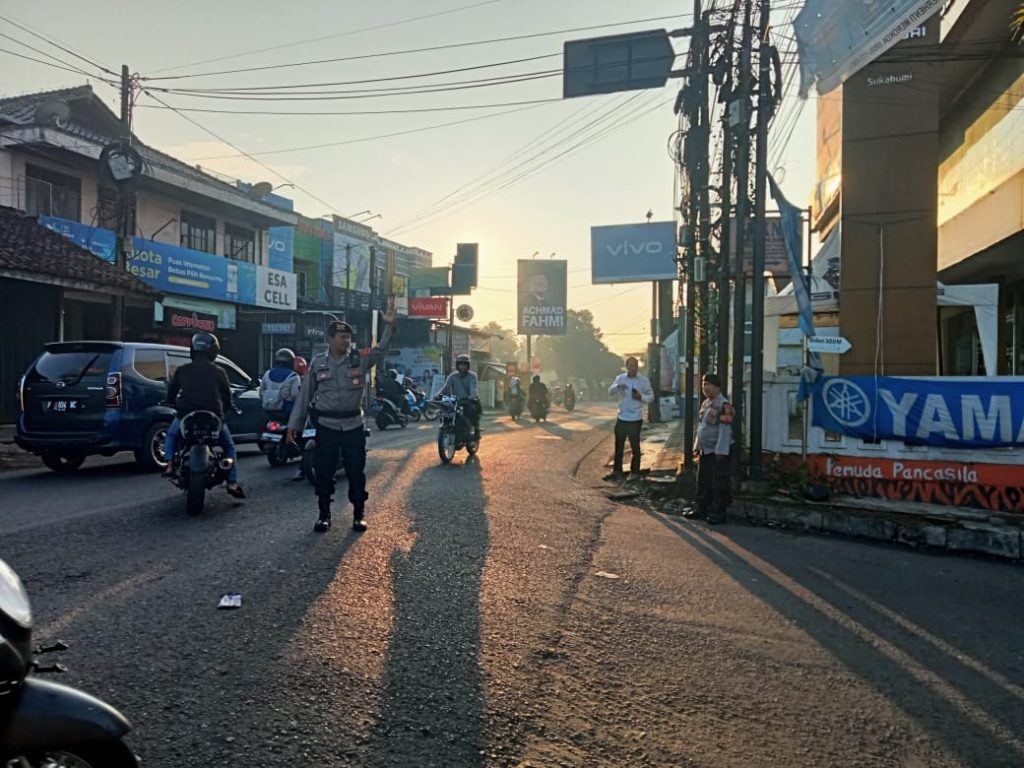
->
[0, 559, 138, 767]
[166, 410, 235, 515]
[529, 396, 549, 423]
[258, 413, 302, 467]
[373, 395, 408, 431]
[437, 396, 480, 464]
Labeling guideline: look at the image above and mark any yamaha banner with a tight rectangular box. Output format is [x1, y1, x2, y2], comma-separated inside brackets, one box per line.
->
[812, 376, 1024, 448]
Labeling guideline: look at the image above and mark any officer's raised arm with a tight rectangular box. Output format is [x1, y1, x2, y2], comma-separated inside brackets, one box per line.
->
[363, 296, 398, 372]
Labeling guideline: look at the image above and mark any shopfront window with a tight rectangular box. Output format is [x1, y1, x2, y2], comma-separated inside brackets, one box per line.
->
[25, 164, 81, 220]
[224, 223, 255, 263]
[180, 211, 216, 254]
[1006, 282, 1024, 375]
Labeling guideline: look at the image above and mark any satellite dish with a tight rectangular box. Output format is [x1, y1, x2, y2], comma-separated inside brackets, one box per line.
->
[35, 100, 71, 127]
[248, 181, 274, 198]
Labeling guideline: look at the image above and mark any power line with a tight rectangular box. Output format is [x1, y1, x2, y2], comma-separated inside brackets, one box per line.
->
[152, 53, 561, 94]
[0, 45, 103, 78]
[0, 14, 116, 76]
[148, 0, 507, 75]
[139, 88, 350, 220]
[185, 102, 555, 161]
[142, 13, 694, 82]
[135, 97, 563, 116]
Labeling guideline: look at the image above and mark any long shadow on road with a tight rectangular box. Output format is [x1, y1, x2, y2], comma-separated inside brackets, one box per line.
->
[649, 512, 1024, 767]
[367, 450, 489, 768]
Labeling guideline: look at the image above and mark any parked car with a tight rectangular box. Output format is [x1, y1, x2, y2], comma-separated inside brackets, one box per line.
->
[16, 341, 264, 473]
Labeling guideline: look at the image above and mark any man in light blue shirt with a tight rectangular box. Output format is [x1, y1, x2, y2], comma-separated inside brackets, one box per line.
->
[606, 356, 655, 481]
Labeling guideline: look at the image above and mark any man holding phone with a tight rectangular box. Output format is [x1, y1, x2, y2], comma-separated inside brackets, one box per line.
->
[605, 356, 655, 481]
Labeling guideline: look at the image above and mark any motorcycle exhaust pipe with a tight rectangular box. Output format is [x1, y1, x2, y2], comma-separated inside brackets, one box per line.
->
[218, 457, 235, 471]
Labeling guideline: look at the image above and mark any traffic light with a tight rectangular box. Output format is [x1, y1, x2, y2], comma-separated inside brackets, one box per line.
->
[452, 243, 478, 295]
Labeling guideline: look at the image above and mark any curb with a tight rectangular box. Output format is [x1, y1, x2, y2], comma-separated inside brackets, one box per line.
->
[727, 497, 1022, 562]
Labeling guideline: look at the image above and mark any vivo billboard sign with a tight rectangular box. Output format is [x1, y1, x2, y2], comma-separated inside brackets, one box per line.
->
[590, 221, 677, 283]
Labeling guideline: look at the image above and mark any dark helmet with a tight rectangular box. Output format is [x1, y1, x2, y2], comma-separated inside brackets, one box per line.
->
[455, 354, 471, 371]
[274, 347, 296, 369]
[532, 375, 541, 383]
[387, 369, 400, 380]
[190, 332, 220, 362]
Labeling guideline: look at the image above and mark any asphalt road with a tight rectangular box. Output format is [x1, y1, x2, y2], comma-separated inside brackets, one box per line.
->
[2, 404, 1023, 767]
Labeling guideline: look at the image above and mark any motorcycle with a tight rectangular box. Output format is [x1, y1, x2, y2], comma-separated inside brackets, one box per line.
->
[166, 410, 235, 516]
[564, 391, 576, 412]
[258, 413, 303, 467]
[403, 390, 424, 422]
[373, 395, 408, 431]
[436, 396, 480, 464]
[529, 396, 549, 423]
[508, 393, 523, 421]
[0, 559, 138, 767]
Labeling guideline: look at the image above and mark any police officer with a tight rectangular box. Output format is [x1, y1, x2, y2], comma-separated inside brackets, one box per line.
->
[693, 372, 735, 524]
[287, 299, 396, 532]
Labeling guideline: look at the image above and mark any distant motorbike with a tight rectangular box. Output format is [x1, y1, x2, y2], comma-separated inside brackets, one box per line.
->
[403, 390, 424, 422]
[508, 393, 523, 421]
[529, 396, 549, 423]
[0, 559, 138, 767]
[258, 414, 303, 467]
[437, 396, 480, 464]
[166, 410, 235, 516]
[564, 390, 576, 412]
[373, 395, 408, 431]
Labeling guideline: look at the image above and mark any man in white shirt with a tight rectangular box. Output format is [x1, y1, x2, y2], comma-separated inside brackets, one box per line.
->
[606, 356, 655, 481]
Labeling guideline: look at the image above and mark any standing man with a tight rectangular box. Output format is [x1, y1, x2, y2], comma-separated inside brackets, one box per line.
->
[693, 372, 734, 524]
[606, 356, 654, 481]
[288, 298, 397, 533]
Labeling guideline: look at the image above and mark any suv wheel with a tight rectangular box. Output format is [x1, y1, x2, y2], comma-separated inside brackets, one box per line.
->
[136, 421, 171, 472]
[41, 451, 85, 472]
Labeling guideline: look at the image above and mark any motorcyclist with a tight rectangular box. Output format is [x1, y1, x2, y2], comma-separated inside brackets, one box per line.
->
[564, 382, 576, 410]
[529, 375, 549, 415]
[439, 354, 480, 438]
[259, 347, 302, 418]
[378, 368, 410, 416]
[163, 332, 245, 498]
[507, 374, 523, 415]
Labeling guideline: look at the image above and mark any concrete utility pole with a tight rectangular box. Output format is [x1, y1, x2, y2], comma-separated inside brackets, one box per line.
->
[730, 0, 755, 486]
[748, 0, 771, 481]
[715, 2, 739, 396]
[111, 64, 134, 341]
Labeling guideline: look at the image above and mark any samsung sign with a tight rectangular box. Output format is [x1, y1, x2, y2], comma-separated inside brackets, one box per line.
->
[590, 221, 678, 283]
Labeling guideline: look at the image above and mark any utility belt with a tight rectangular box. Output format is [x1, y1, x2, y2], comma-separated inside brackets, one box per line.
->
[310, 404, 362, 419]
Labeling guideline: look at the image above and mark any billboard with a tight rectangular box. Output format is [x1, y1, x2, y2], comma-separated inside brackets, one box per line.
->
[517, 260, 567, 336]
[391, 274, 409, 316]
[410, 266, 450, 297]
[409, 296, 449, 318]
[590, 221, 677, 283]
[330, 233, 371, 294]
[728, 216, 791, 277]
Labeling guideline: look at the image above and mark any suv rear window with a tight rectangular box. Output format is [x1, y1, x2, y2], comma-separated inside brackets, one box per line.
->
[28, 351, 112, 385]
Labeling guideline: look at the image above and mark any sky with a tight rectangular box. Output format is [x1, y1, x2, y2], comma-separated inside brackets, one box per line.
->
[2, 0, 816, 355]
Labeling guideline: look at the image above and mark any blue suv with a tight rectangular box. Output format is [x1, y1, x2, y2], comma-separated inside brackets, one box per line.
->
[16, 341, 265, 472]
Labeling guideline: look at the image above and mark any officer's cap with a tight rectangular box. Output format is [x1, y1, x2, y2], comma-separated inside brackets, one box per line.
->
[327, 320, 354, 336]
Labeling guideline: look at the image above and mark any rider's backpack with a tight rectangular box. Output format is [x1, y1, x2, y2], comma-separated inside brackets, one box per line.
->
[261, 370, 296, 411]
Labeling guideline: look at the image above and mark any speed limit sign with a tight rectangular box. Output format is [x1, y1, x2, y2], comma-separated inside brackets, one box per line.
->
[456, 304, 474, 322]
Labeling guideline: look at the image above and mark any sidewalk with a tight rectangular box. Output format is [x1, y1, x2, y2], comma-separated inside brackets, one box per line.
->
[0, 423, 37, 471]
[603, 417, 1024, 562]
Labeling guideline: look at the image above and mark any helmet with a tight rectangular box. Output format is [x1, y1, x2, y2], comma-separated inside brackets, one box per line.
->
[387, 369, 400, 380]
[294, 356, 309, 377]
[532, 375, 541, 383]
[456, 354, 471, 370]
[274, 348, 296, 368]
[190, 332, 220, 362]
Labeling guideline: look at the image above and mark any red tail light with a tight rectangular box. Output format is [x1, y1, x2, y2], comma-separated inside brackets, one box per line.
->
[105, 372, 122, 408]
[267, 421, 282, 431]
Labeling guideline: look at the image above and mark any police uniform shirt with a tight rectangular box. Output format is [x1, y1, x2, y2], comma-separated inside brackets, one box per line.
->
[695, 393, 734, 456]
[288, 325, 393, 433]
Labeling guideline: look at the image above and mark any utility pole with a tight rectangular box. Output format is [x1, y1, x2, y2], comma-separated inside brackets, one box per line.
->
[111, 64, 134, 341]
[716, 3, 738, 395]
[649, 281, 662, 423]
[344, 242, 351, 320]
[730, 0, 755, 485]
[680, 0, 707, 475]
[748, 0, 771, 481]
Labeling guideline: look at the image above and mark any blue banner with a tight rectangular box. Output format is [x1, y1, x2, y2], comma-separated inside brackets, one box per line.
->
[268, 226, 294, 272]
[812, 376, 1024, 448]
[39, 216, 117, 263]
[128, 237, 258, 303]
[590, 221, 677, 283]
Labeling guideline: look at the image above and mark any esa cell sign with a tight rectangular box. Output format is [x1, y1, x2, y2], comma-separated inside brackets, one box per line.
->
[256, 266, 297, 310]
[590, 221, 678, 283]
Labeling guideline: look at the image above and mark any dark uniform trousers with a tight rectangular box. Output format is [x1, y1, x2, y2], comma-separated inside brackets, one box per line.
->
[613, 418, 643, 474]
[695, 450, 733, 520]
[314, 425, 369, 513]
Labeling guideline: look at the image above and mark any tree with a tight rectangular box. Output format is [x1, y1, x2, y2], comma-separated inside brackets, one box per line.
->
[475, 321, 520, 364]
[1015, 3, 1024, 42]
[535, 310, 623, 386]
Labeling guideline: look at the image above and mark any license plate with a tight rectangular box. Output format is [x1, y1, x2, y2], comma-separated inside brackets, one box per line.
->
[302, 428, 316, 439]
[261, 433, 282, 442]
[43, 400, 82, 413]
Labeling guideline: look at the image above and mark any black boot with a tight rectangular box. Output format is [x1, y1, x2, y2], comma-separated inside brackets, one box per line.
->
[352, 507, 367, 532]
[314, 496, 332, 533]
